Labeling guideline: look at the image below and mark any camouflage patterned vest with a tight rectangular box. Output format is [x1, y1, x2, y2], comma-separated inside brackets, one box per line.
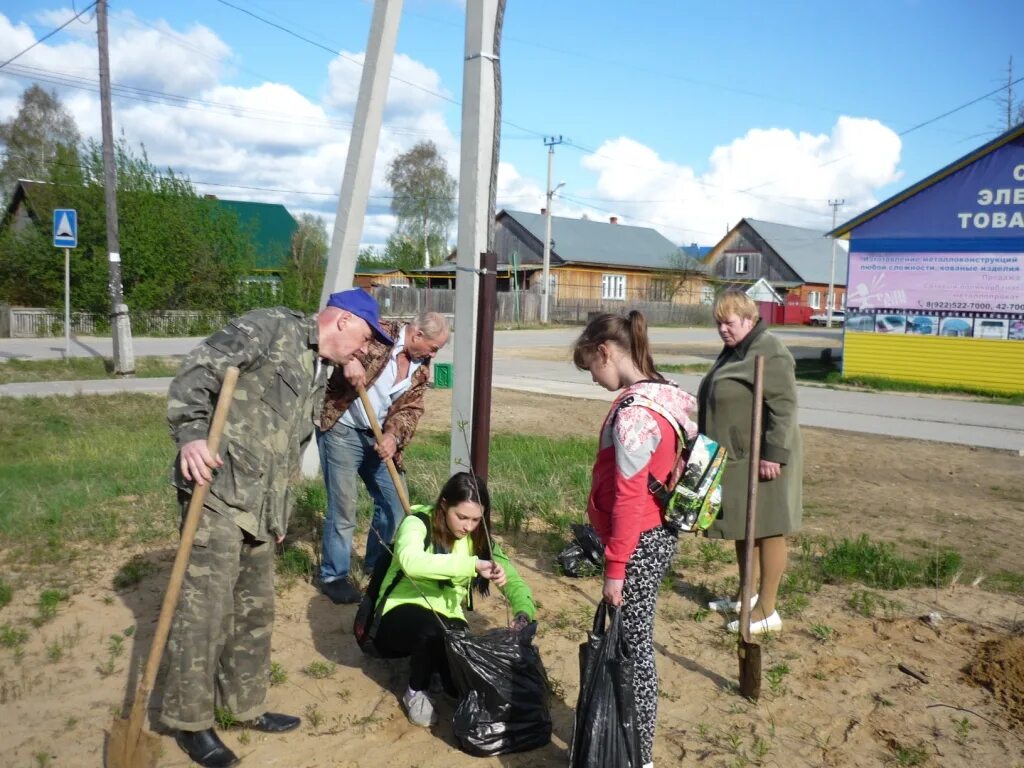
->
[168, 307, 327, 541]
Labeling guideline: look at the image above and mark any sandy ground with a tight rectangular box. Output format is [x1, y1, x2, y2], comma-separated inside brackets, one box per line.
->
[3, 388, 1024, 768]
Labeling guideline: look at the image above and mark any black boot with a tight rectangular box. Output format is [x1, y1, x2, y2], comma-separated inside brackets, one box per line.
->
[174, 728, 240, 768]
[243, 712, 301, 733]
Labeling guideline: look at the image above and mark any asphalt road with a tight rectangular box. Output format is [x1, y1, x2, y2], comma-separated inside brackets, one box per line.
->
[2, 329, 1022, 452]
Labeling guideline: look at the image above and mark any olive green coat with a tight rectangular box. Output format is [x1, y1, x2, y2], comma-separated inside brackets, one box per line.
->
[697, 322, 803, 540]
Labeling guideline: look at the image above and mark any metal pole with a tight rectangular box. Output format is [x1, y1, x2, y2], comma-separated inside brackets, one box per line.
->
[827, 198, 844, 328]
[97, 0, 135, 376]
[471, 251, 497, 482]
[64, 247, 70, 360]
[541, 142, 554, 324]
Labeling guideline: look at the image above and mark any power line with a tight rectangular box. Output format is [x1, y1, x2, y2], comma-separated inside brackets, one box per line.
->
[212, 0, 546, 142]
[0, 62, 448, 139]
[0, 2, 98, 71]
[214, 0, 460, 106]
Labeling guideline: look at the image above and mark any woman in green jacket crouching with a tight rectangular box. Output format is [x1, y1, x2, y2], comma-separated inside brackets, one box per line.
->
[372, 471, 536, 727]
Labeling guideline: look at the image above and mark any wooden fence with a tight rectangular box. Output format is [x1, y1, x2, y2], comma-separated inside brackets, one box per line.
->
[1, 291, 713, 338]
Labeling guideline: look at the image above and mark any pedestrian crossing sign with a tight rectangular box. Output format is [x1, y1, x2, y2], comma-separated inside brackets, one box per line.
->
[53, 209, 78, 248]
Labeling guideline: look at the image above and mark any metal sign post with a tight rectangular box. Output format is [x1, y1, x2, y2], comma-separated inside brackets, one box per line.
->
[53, 209, 78, 359]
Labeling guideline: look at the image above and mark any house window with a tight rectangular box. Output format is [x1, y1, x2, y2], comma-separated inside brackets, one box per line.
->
[701, 286, 715, 305]
[649, 278, 672, 302]
[602, 273, 626, 300]
[735, 254, 749, 274]
[808, 290, 821, 309]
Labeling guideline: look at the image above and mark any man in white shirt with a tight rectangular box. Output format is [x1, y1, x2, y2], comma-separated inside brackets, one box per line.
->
[316, 311, 450, 604]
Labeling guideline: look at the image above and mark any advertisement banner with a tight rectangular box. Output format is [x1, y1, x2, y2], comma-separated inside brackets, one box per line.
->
[846, 251, 1024, 339]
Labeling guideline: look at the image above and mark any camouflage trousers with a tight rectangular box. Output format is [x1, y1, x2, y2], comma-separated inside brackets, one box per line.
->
[160, 506, 275, 731]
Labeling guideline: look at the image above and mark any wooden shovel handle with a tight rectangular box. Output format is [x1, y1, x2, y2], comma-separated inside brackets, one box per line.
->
[739, 355, 765, 644]
[124, 366, 240, 731]
[357, 384, 411, 515]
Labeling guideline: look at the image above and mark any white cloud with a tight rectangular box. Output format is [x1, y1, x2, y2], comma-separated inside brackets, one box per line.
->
[579, 117, 902, 244]
[31, 7, 96, 41]
[110, 13, 231, 94]
[0, 9, 904, 253]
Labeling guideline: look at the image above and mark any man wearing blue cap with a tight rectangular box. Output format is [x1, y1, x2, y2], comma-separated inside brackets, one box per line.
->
[316, 310, 449, 604]
[162, 290, 390, 768]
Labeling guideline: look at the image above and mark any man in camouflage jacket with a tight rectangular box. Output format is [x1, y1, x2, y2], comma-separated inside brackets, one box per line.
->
[316, 311, 449, 604]
[162, 290, 390, 768]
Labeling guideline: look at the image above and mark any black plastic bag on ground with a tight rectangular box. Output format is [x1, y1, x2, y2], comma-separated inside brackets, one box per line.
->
[445, 624, 552, 756]
[557, 524, 605, 577]
[569, 602, 641, 768]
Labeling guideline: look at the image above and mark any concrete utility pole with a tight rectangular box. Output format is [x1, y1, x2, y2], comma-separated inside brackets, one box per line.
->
[827, 198, 845, 328]
[450, 0, 500, 474]
[541, 135, 564, 324]
[97, 0, 134, 376]
[319, 0, 404, 303]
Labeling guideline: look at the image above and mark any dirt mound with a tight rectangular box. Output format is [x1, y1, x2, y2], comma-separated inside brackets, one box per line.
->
[965, 634, 1024, 728]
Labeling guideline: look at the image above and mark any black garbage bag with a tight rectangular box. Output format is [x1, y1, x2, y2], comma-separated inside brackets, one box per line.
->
[557, 524, 605, 577]
[445, 623, 552, 756]
[569, 602, 641, 768]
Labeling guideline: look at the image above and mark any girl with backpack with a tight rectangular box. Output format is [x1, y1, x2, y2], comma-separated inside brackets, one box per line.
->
[371, 472, 536, 728]
[572, 311, 698, 768]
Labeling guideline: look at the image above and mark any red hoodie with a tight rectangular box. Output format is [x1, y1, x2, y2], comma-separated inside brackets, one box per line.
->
[586, 380, 698, 579]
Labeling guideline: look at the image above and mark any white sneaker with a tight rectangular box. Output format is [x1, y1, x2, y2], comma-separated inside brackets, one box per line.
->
[402, 687, 437, 727]
[643, 763, 654, 768]
[727, 611, 782, 635]
[709, 593, 758, 613]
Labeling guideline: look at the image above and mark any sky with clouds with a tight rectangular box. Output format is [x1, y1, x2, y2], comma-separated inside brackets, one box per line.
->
[1, 1, 1023, 249]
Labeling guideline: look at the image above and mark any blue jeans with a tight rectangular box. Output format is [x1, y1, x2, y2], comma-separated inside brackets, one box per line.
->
[316, 423, 405, 583]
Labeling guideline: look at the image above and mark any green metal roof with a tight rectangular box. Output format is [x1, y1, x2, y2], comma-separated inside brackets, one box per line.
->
[215, 199, 297, 271]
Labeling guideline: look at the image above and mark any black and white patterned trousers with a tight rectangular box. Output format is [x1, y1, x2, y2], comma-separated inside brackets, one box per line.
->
[621, 525, 677, 765]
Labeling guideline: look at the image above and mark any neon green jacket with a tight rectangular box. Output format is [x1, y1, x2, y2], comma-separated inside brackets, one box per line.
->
[378, 505, 536, 622]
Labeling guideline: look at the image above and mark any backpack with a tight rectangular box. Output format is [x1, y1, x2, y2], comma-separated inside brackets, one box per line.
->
[615, 393, 727, 534]
[353, 511, 433, 655]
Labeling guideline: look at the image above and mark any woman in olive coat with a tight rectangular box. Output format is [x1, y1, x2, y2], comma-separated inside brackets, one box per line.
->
[698, 291, 802, 634]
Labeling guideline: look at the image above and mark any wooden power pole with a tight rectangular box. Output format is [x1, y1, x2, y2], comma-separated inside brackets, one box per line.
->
[97, 0, 135, 375]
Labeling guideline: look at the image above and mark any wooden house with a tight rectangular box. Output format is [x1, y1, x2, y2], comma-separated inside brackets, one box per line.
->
[705, 218, 848, 317]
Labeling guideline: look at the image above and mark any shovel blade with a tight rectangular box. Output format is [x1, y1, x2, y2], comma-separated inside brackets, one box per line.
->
[106, 717, 162, 768]
[738, 639, 762, 701]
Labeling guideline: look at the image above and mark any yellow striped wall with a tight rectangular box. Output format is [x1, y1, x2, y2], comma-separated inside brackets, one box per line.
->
[843, 333, 1024, 394]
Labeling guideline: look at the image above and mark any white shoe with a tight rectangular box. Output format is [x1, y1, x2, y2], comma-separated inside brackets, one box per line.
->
[709, 593, 758, 613]
[642, 763, 654, 768]
[402, 687, 437, 727]
[727, 611, 782, 635]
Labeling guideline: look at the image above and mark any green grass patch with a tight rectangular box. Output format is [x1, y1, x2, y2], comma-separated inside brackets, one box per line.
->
[655, 362, 712, 374]
[0, 579, 11, 610]
[113, 556, 157, 590]
[824, 372, 1024, 404]
[303, 660, 336, 679]
[0, 356, 182, 385]
[0, 624, 30, 648]
[821, 534, 961, 589]
[984, 570, 1024, 594]
[270, 661, 287, 686]
[33, 589, 70, 626]
[401, 431, 595, 537]
[0, 394, 178, 563]
[276, 545, 315, 581]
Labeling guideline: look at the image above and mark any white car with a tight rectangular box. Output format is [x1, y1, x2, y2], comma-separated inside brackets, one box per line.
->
[809, 309, 845, 326]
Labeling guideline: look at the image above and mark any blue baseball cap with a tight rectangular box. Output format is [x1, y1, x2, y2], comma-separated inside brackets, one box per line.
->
[325, 289, 393, 344]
